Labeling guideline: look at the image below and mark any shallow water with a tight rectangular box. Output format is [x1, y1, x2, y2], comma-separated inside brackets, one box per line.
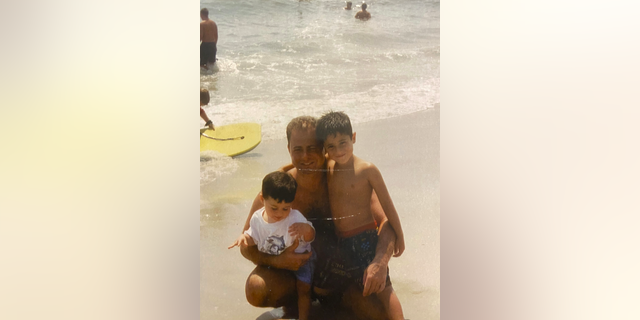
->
[200, 0, 439, 141]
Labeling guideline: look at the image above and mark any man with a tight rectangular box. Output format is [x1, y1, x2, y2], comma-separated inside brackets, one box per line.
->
[355, 3, 371, 21]
[240, 116, 398, 319]
[344, 1, 353, 10]
[200, 8, 218, 70]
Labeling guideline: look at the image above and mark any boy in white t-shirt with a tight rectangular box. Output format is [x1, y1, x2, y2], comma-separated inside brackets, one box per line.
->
[229, 171, 316, 320]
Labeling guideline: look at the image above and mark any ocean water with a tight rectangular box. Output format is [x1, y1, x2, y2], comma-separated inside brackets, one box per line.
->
[200, 0, 439, 141]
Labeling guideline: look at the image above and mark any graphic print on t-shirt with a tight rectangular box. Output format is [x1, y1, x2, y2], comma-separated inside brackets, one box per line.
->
[265, 235, 285, 255]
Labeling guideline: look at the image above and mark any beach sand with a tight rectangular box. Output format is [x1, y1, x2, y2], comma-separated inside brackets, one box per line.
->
[200, 107, 440, 320]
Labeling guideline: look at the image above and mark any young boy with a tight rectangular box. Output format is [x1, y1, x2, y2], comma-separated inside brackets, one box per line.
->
[200, 88, 214, 130]
[316, 111, 405, 320]
[228, 171, 316, 320]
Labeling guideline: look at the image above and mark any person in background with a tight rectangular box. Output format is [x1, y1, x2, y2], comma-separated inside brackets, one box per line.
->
[200, 88, 214, 130]
[200, 8, 219, 70]
[355, 2, 371, 20]
[344, 1, 353, 10]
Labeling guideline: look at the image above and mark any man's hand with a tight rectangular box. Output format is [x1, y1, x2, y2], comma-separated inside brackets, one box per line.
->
[273, 238, 312, 271]
[362, 260, 388, 296]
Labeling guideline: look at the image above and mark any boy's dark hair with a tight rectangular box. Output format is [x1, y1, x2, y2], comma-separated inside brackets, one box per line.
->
[262, 171, 297, 203]
[361, 3, 367, 10]
[200, 8, 209, 17]
[315, 111, 353, 142]
[200, 88, 210, 105]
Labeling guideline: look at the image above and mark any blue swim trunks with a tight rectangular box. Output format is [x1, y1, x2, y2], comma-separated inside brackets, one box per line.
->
[314, 228, 391, 291]
[295, 248, 317, 285]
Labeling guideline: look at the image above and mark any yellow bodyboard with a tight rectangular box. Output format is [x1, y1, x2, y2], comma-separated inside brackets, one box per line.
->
[200, 123, 262, 157]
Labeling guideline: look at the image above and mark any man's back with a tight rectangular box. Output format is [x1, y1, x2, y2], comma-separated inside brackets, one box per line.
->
[200, 19, 218, 43]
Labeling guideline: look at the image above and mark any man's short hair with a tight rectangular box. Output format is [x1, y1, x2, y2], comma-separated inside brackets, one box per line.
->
[286, 116, 317, 145]
[316, 111, 353, 142]
[262, 171, 297, 203]
[361, 3, 367, 9]
[200, 88, 210, 105]
[200, 8, 209, 17]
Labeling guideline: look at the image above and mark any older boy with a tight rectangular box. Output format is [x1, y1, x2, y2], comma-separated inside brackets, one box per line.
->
[316, 111, 405, 320]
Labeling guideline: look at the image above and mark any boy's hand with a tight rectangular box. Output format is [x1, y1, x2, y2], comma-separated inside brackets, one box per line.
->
[288, 223, 312, 241]
[228, 234, 249, 249]
[393, 236, 405, 257]
[208, 123, 215, 130]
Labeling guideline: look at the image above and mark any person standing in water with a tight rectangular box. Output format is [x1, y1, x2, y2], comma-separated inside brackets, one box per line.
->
[200, 8, 218, 70]
[355, 2, 371, 20]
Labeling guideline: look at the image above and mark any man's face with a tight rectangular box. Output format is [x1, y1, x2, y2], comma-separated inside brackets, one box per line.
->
[288, 128, 325, 173]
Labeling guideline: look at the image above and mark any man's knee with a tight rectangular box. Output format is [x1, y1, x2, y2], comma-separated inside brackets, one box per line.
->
[245, 274, 268, 307]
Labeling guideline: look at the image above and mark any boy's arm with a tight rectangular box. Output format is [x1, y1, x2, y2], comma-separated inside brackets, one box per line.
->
[278, 163, 295, 172]
[367, 164, 405, 256]
[289, 222, 315, 242]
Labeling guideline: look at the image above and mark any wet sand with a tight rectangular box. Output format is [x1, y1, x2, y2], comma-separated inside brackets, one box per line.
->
[200, 107, 440, 320]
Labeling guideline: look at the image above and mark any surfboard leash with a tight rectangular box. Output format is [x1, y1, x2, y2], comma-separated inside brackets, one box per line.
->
[201, 133, 245, 141]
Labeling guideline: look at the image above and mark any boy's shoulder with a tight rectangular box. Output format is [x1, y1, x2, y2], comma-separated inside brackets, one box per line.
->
[353, 155, 378, 171]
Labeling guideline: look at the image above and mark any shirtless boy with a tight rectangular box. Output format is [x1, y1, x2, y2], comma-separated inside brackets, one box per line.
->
[316, 111, 405, 320]
[355, 3, 371, 20]
[200, 8, 218, 70]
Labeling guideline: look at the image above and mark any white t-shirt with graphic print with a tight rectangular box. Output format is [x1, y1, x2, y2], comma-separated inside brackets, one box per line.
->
[244, 207, 313, 255]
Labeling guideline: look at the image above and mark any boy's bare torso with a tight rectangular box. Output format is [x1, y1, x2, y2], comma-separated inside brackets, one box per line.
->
[327, 155, 377, 232]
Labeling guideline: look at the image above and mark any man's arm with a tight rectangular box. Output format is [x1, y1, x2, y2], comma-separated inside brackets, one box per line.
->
[240, 238, 311, 271]
[362, 190, 397, 296]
